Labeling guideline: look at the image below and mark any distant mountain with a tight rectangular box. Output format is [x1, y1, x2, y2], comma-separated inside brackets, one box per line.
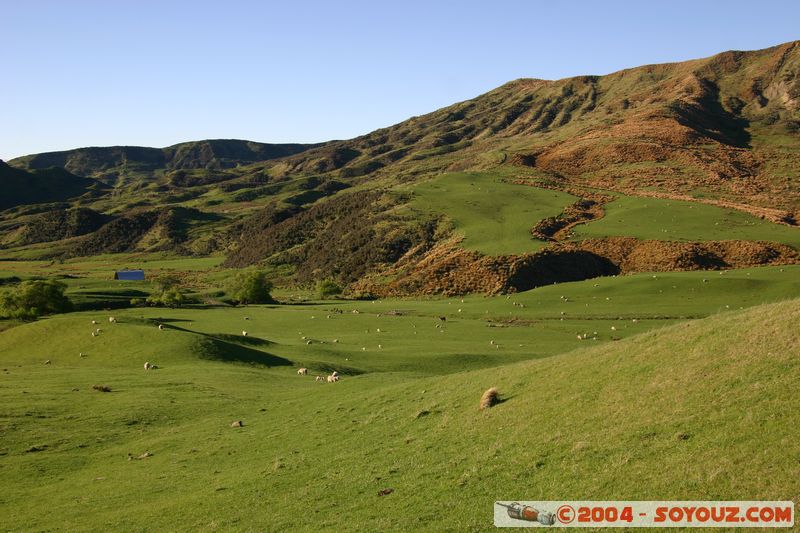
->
[8, 139, 321, 182]
[0, 160, 105, 210]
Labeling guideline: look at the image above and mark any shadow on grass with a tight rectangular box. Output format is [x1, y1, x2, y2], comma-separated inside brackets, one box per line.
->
[199, 337, 291, 367]
[158, 322, 289, 367]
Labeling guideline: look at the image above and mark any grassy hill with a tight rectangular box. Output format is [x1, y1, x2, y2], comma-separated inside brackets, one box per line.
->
[0, 284, 797, 530]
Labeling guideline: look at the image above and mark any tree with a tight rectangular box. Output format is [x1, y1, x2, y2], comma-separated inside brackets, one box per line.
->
[146, 275, 186, 308]
[229, 270, 273, 304]
[317, 279, 343, 300]
[0, 279, 72, 319]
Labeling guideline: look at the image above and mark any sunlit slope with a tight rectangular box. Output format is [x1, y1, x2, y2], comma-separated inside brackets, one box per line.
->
[1, 297, 798, 530]
[412, 172, 576, 255]
[572, 194, 800, 247]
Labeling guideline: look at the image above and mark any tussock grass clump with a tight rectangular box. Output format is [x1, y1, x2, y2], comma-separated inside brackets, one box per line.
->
[479, 387, 500, 410]
[92, 384, 112, 393]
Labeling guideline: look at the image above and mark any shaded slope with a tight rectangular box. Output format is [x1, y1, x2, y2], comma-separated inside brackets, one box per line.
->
[0, 160, 105, 210]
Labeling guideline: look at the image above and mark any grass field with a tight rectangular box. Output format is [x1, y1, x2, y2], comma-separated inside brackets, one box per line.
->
[572, 194, 800, 247]
[412, 172, 576, 255]
[1, 266, 799, 530]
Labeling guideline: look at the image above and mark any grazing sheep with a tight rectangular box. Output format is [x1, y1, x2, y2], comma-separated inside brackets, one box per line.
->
[333, 339, 339, 343]
[44, 359, 51, 365]
[108, 317, 116, 323]
[158, 324, 165, 330]
[242, 331, 248, 336]
[315, 376, 325, 382]
[91, 332, 97, 337]
[297, 368, 308, 375]
[327, 375, 339, 383]
[611, 326, 616, 331]
[79, 352, 85, 358]
[378, 344, 382, 349]
[438, 316, 446, 322]
[144, 362, 152, 370]
[479, 387, 500, 410]
[91, 320, 98, 325]
[331, 371, 339, 378]
[306, 340, 312, 345]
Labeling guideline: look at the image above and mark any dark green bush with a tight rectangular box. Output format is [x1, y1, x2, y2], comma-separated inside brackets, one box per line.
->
[229, 270, 274, 304]
[317, 279, 343, 299]
[0, 279, 72, 319]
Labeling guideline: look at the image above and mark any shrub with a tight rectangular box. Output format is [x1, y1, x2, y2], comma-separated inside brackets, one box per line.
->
[229, 270, 274, 304]
[317, 279, 343, 299]
[146, 275, 186, 308]
[0, 279, 72, 319]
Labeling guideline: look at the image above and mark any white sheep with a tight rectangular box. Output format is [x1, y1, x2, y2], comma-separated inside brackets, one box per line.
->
[327, 375, 339, 383]
[333, 339, 339, 343]
[108, 317, 116, 323]
[297, 368, 308, 375]
[91, 332, 97, 337]
[331, 371, 339, 378]
[144, 362, 152, 370]
[91, 320, 98, 325]
[242, 331, 248, 336]
[158, 324, 165, 330]
[315, 376, 325, 382]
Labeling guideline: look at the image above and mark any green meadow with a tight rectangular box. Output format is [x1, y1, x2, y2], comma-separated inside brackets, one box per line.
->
[572, 194, 800, 247]
[1, 266, 799, 530]
[412, 172, 576, 255]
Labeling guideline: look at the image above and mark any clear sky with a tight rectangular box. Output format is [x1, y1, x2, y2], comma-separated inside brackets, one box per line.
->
[2, 0, 798, 161]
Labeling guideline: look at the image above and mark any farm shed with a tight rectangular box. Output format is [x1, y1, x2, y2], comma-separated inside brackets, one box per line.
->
[114, 269, 145, 281]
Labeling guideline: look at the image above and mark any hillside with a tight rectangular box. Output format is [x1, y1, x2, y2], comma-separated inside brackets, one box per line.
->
[2, 41, 799, 294]
[0, 160, 105, 211]
[0, 291, 797, 530]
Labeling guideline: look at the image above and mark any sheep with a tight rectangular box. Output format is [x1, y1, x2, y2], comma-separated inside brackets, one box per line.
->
[333, 339, 339, 343]
[315, 376, 325, 382]
[306, 340, 312, 345]
[44, 359, 51, 365]
[144, 362, 152, 370]
[242, 331, 248, 336]
[79, 352, 85, 358]
[479, 387, 500, 410]
[91, 332, 97, 337]
[91, 320, 98, 325]
[297, 368, 308, 375]
[378, 344, 383, 349]
[108, 317, 116, 323]
[158, 324, 165, 330]
[327, 375, 340, 383]
[243, 317, 250, 320]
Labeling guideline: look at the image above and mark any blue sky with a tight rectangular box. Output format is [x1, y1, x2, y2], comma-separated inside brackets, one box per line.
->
[2, 0, 798, 160]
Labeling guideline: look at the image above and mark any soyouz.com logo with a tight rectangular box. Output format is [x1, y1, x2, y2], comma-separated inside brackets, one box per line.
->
[494, 501, 794, 527]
